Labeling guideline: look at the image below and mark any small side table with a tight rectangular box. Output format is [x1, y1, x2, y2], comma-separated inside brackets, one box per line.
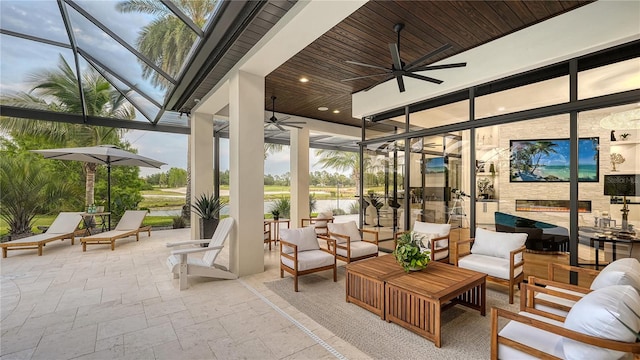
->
[81, 212, 111, 236]
[267, 219, 290, 244]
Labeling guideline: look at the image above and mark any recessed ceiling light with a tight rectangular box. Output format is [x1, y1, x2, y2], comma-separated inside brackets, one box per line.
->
[299, 77, 309, 83]
[497, 107, 506, 112]
[333, 110, 340, 114]
[318, 106, 328, 111]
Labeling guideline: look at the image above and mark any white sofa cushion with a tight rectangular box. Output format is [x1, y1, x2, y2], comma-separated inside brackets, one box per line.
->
[413, 221, 450, 249]
[280, 226, 320, 254]
[327, 221, 361, 243]
[534, 285, 584, 317]
[563, 284, 640, 360]
[498, 311, 566, 359]
[590, 257, 640, 292]
[337, 241, 378, 259]
[281, 249, 334, 271]
[472, 227, 526, 261]
[314, 211, 333, 228]
[458, 254, 523, 280]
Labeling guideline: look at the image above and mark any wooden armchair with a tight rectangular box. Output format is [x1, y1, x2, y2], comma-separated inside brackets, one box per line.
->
[323, 221, 379, 263]
[264, 221, 273, 250]
[300, 211, 334, 235]
[526, 258, 640, 318]
[455, 228, 526, 304]
[491, 283, 640, 359]
[394, 221, 451, 262]
[279, 226, 337, 292]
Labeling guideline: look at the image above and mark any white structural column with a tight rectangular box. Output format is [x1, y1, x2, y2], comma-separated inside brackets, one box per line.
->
[290, 127, 310, 228]
[228, 70, 265, 276]
[190, 112, 214, 239]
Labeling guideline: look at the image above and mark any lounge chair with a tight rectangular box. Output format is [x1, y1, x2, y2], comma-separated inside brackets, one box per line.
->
[166, 217, 237, 290]
[0, 212, 83, 257]
[80, 210, 150, 251]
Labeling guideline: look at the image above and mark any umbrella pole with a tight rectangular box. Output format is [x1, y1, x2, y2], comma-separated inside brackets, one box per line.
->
[107, 164, 111, 230]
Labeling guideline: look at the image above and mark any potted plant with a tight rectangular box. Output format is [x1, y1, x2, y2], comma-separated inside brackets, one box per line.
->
[393, 232, 431, 272]
[271, 209, 280, 221]
[191, 193, 227, 244]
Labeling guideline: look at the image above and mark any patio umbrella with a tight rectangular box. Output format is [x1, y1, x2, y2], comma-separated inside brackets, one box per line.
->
[31, 145, 165, 218]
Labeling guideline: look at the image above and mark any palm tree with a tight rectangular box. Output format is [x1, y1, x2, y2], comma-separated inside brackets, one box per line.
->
[315, 149, 361, 193]
[529, 141, 558, 174]
[0, 55, 134, 207]
[117, 0, 216, 218]
[116, 0, 216, 88]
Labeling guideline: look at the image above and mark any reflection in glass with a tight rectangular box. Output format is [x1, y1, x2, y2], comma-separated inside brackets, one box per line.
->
[579, 58, 640, 100]
[364, 115, 405, 140]
[409, 100, 468, 131]
[0, 1, 69, 44]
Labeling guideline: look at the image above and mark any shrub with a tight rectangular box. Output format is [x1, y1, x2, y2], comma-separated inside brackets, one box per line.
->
[270, 197, 290, 218]
[172, 216, 187, 229]
[348, 202, 360, 215]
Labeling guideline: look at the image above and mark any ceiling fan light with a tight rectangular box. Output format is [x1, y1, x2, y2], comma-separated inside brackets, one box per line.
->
[318, 106, 329, 111]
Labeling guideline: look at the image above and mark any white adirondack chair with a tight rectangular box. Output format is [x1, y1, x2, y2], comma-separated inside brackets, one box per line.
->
[166, 217, 238, 290]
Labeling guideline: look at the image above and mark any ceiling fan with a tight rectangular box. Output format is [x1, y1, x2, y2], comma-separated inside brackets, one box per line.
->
[342, 23, 466, 93]
[265, 96, 305, 131]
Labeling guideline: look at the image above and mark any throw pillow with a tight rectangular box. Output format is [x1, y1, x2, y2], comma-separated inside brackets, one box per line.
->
[590, 257, 640, 292]
[280, 226, 320, 254]
[328, 221, 362, 243]
[563, 285, 640, 360]
[314, 211, 332, 228]
[471, 227, 526, 259]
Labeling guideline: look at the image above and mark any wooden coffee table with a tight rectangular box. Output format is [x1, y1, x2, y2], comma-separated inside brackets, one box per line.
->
[385, 261, 486, 347]
[345, 255, 406, 319]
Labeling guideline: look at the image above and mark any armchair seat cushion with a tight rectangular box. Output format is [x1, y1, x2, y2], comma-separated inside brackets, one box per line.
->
[327, 221, 362, 243]
[458, 254, 523, 279]
[498, 311, 566, 359]
[281, 250, 334, 271]
[336, 241, 378, 259]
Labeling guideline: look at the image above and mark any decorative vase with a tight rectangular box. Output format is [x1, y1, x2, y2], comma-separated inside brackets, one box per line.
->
[408, 265, 426, 272]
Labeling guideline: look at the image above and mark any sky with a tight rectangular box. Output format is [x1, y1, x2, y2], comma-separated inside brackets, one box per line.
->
[125, 130, 342, 178]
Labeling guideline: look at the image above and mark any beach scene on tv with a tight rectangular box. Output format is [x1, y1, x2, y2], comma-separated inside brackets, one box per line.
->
[510, 138, 599, 182]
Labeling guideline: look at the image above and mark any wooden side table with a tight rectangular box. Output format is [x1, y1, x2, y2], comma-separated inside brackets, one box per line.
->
[267, 219, 290, 243]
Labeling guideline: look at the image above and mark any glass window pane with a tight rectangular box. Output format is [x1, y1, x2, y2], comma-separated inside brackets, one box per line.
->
[409, 100, 469, 131]
[67, 6, 167, 104]
[0, 1, 69, 44]
[1, 35, 78, 114]
[167, 0, 222, 30]
[157, 111, 190, 127]
[578, 58, 640, 100]
[475, 77, 569, 119]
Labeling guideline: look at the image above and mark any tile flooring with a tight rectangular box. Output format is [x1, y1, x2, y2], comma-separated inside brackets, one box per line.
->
[0, 229, 370, 360]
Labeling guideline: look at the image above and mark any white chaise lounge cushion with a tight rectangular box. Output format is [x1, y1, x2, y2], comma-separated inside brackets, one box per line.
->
[590, 257, 640, 292]
[280, 226, 320, 254]
[472, 227, 526, 262]
[46, 212, 82, 234]
[457, 253, 523, 279]
[327, 221, 361, 243]
[336, 241, 378, 258]
[563, 284, 640, 360]
[281, 250, 334, 271]
[498, 311, 566, 359]
[115, 210, 147, 231]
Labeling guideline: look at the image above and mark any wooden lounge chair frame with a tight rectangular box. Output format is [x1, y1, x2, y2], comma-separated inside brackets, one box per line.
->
[280, 237, 337, 292]
[0, 212, 83, 257]
[321, 227, 379, 263]
[80, 210, 150, 251]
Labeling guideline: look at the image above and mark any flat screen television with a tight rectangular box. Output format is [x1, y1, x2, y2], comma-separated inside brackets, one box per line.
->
[424, 157, 446, 173]
[509, 137, 599, 182]
[604, 174, 639, 196]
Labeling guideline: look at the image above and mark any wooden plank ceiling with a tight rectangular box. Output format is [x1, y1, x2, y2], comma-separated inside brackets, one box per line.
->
[264, 0, 591, 128]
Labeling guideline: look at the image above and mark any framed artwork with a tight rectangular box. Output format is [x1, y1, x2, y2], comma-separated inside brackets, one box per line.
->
[510, 137, 599, 182]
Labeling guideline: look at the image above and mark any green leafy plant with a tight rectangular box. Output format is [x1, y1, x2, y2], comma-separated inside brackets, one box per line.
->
[270, 197, 290, 218]
[393, 232, 431, 273]
[191, 193, 226, 220]
[172, 216, 187, 229]
[270, 209, 280, 219]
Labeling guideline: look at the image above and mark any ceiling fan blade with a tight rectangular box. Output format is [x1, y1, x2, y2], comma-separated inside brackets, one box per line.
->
[396, 75, 405, 92]
[363, 75, 394, 92]
[389, 43, 403, 70]
[283, 124, 303, 129]
[341, 73, 392, 82]
[405, 43, 452, 70]
[278, 115, 291, 121]
[405, 72, 443, 84]
[281, 121, 306, 125]
[409, 62, 467, 72]
[275, 123, 287, 132]
[346, 60, 389, 71]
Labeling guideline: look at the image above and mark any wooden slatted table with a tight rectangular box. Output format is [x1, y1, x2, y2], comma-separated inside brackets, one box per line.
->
[385, 262, 486, 348]
[345, 255, 406, 319]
